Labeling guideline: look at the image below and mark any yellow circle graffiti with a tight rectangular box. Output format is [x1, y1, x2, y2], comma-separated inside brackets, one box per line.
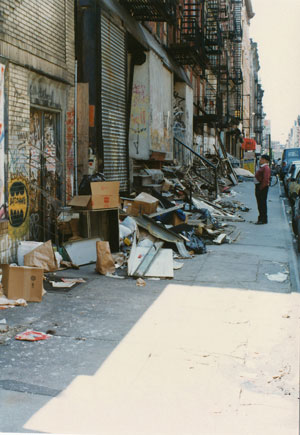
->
[8, 175, 29, 240]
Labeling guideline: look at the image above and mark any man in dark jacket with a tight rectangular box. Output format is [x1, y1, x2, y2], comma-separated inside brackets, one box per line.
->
[254, 154, 271, 224]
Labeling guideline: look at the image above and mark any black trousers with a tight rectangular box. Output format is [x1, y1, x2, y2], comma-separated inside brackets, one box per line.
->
[255, 185, 269, 222]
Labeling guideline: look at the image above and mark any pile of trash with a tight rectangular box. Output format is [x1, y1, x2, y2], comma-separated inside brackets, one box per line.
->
[107, 160, 249, 281]
[0, 159, 250, 305]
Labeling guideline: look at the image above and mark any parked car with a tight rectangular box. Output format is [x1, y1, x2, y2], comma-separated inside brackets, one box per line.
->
[292, 195, 300, 252]
[284, 161, 300, 197]
[288, 167, 300, 204]
[280, 148, 300, 180]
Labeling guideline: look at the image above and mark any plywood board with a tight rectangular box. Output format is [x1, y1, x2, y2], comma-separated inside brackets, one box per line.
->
[64, 238, 102, 266]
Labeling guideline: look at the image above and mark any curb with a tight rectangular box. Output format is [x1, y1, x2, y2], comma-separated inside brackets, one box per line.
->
[280, 183, 300, 293]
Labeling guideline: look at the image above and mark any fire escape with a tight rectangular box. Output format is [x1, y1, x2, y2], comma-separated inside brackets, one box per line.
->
[119, 0, 178, 23]
[203, 0, 223, 124]
[254, 83, 264, 145]
[194, 0, 243, 128]
[168, 1, 207, 70]
[228, 0, 243, 123]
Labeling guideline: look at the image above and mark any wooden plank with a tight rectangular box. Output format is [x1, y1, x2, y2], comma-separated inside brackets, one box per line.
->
[148, 204, 184, 218]
[134, 241, 164, 277]
[64, 238, 101, 266]
[146, 249, 174, 278]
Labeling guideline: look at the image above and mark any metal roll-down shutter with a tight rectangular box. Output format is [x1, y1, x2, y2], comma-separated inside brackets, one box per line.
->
[101, 15, 128, 190]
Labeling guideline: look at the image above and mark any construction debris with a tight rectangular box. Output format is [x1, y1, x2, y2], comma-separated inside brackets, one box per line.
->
[1, 157, 248, 295]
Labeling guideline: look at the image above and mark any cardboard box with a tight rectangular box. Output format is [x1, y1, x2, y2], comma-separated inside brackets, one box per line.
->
[122, 199, 134, 215]
[68, 181, 120, 210]
[171, 212, 188, 226]
[0, 264, 44, 302]
[131, 192, 159, 216]
[162, 179, 173, 192]
[90, 181, 119, 209]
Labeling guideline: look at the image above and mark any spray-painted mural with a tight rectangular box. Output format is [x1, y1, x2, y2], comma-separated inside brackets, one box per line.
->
[173, 90, 186, 142]
[129, 51, 173, 160]
[130, 83, 149, 156]
[0, 64, 6, 220]
[8, 174, 29, 240]
[149, 52, 172, 159]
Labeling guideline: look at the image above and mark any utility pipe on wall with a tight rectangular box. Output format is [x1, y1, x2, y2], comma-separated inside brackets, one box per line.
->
[74, 60, 78, 195]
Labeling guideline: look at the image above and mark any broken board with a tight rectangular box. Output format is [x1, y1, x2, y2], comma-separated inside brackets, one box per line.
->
[133, 248, 174, 278]
[63, 238, 102, 266]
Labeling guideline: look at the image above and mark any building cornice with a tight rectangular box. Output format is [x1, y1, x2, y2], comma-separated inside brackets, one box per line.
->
[245, 0, 255, 19]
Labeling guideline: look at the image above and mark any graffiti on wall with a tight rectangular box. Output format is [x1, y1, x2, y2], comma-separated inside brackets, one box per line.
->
[173, 91, 186, 141]
[29, 109, 62, 242]
[0, 64, 6, 220]
[150, 110, 171, 153]
[8, 175, 29, 240]
[130, 84, 149, 155]
[8, 76, 30, 178]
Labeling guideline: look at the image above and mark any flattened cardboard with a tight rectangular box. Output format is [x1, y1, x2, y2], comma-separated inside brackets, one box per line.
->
[0, 264, 43, 302]
[68, 195, 90, 209]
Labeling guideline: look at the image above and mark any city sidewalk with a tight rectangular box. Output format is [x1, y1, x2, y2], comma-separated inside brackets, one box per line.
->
[1, 180, 300, 434]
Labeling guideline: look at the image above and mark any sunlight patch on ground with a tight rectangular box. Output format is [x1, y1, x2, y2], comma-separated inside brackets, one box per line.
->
[25, 284, 300, 435]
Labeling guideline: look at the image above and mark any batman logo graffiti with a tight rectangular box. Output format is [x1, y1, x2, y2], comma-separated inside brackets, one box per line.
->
[8, 180, 29, 228]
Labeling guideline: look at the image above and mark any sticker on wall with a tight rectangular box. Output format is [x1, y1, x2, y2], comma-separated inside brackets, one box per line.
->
[8, 176, 29, 239]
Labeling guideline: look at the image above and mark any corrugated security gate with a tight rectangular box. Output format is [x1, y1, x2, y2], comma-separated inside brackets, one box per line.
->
[101, 15, 128, 191]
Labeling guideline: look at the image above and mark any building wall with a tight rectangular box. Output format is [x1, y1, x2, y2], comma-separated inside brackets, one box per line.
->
[241, 5, 252, 140]
[129, 51, 173, 161]
[173, 81, 193, 163]
[0, 0, 74, 83]
[0, 0, 75, 262]
[149, 51, 173, 160]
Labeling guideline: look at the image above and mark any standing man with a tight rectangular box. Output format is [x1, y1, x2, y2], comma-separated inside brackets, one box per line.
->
[254, 154, 271, 224]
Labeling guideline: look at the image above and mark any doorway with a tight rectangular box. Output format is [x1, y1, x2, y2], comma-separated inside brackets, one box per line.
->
[29, 108, 62, 243]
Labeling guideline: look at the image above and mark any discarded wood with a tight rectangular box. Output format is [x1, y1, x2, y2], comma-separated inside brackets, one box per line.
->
[134, 241, 164, 277]
[227, 229, 241, 243]
[134, 215, 183, 243]
[214, 215, 244, 222]
[176, 241, 192, 258]
[145, 249, 174, 278]
[148, 204, 184, 218]
[188, 219, 208, 226]
[213, 233, 227, 245]
[173, 261, 184, 270]
[63, 238, 102, 266]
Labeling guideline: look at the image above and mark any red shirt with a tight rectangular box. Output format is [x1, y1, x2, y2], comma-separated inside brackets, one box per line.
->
[255, 164, 271, 190]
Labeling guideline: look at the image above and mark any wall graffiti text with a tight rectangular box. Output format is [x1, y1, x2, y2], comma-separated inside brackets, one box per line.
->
[0, 64, 6, 218]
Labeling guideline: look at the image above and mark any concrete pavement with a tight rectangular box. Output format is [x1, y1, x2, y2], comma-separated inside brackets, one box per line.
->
[0, 179, 299, 434]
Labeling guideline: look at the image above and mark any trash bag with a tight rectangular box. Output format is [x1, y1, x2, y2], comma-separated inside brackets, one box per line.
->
[182, 229, 206, 254]
[78, 173, 106, 195]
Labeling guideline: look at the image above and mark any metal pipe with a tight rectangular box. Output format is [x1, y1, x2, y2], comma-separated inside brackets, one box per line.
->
[174, 137, 217, 169]
[74, 60, 78, 195]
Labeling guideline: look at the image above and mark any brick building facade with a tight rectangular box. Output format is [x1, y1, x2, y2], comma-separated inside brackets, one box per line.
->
[0, 0, 75, 261]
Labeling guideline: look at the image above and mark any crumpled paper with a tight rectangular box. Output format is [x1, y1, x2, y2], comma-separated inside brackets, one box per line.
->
[15, 330, 52, 341]
[0, 296, 27, 307]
